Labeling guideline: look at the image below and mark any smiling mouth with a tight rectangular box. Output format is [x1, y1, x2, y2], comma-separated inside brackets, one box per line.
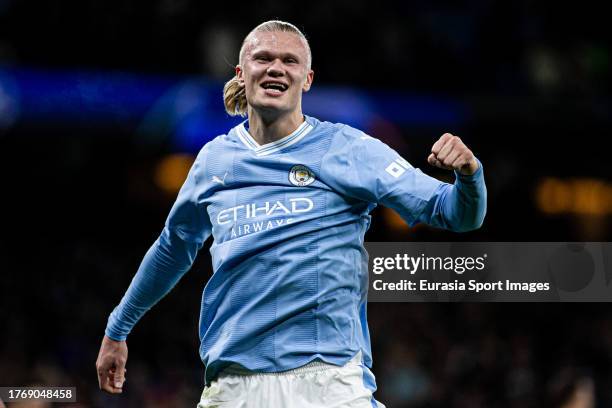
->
[261, 81, 288, 95]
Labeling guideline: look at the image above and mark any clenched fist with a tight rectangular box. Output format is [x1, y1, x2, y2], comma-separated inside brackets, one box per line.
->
[96, 335, 128, 394]
[428, 133, 479, 176]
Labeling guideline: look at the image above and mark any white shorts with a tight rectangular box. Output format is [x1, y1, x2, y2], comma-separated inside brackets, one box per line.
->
[197, 351, 386, 408]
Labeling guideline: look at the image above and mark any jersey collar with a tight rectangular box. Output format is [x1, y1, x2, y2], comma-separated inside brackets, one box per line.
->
[236, 117, 314, 157]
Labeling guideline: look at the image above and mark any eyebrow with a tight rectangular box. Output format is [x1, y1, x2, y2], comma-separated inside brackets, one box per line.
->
[250, 49, 301, 61]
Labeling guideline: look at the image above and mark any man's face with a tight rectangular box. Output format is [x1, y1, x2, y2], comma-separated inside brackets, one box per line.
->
[237, 31, 314, 116]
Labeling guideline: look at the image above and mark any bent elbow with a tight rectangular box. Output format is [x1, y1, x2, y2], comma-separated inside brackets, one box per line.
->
[462, 218, 485, 232]
[453, 208, 487, 233]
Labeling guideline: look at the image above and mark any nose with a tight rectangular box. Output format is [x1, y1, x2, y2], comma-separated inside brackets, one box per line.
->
[266, 59, 284, 77]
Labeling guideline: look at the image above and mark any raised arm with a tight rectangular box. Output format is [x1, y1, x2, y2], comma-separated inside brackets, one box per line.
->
[321, 126, 486, 232]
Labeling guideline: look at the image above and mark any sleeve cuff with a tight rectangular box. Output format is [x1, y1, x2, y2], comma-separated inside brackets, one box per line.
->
[105, 327, 128, 342]
[454, 157, 483, 183]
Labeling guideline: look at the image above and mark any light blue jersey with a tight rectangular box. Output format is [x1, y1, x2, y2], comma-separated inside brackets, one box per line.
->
[106, 115, 486, 387]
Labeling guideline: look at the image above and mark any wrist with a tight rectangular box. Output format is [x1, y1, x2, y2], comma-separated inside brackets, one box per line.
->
[104, 332, 126, 343]
[459, 157, 479, 176]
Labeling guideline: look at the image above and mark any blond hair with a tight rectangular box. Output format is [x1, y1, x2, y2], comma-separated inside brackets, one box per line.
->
[223, 20, 311, 117]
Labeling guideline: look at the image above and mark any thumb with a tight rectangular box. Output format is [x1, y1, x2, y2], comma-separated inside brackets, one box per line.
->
[113, 360, 126, 388]
[427, 153, 439, 167]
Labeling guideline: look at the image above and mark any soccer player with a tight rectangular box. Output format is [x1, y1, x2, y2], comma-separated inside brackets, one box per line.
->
[96, 20, 487, 407]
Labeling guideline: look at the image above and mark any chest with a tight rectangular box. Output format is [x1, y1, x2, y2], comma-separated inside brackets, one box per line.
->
[203, 153, 345, 242]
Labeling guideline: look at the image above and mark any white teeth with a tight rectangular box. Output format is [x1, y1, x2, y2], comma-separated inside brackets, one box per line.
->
[262, 82, 287, 91]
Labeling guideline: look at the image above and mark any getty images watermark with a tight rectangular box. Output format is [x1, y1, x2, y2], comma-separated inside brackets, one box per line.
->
[371, 252, 549, 294]
[365, 242, 612, 302]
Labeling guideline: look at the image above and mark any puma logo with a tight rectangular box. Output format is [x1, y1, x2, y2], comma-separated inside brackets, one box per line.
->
[212, 172, 228, 186]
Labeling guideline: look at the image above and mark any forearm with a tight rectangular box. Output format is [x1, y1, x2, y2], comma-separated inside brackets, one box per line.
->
[105, 227, 201, 340]
[421, 159, 487, 232]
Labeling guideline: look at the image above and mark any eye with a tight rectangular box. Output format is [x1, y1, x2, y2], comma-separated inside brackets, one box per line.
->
[285, 58, 298, 64]
[254, 55, 270, 62]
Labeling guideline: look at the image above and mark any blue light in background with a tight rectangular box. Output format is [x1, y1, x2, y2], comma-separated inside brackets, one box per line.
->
[0, 69, 20, 128]
[0, 66, 469, 153]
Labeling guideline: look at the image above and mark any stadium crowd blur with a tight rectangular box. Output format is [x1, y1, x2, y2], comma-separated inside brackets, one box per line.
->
[1, 0, 610, 407]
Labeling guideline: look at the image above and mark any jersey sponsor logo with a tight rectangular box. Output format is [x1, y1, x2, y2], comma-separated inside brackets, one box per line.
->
[288, 164, 315, 187]
[216, 198, 314, 225]
[215, 197, 315, 239]
[385, 157, 413, 178]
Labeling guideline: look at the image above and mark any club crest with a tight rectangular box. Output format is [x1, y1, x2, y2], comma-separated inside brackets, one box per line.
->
[289, 164, 315, 186]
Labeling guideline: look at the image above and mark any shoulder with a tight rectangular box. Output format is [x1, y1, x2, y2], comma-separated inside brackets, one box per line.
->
[189, 133, 233, 180]
[306, 115, 382, 149]
[314, 121, 390, 178]
[194, 131, 241, 162]
[316, 122, 405, 176]
[199, 132, 235, 154]
[316, 121, 388, 160]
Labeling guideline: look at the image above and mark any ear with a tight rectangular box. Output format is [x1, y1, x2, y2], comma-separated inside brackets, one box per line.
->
[235, 65, 245, 86]
[302, 69, 314, 92]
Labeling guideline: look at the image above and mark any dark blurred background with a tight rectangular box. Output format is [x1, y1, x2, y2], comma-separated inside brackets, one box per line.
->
[0, 0, 611, 407]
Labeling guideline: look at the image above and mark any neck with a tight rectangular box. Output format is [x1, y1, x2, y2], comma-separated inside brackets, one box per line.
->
[247, 108, 304, 145]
